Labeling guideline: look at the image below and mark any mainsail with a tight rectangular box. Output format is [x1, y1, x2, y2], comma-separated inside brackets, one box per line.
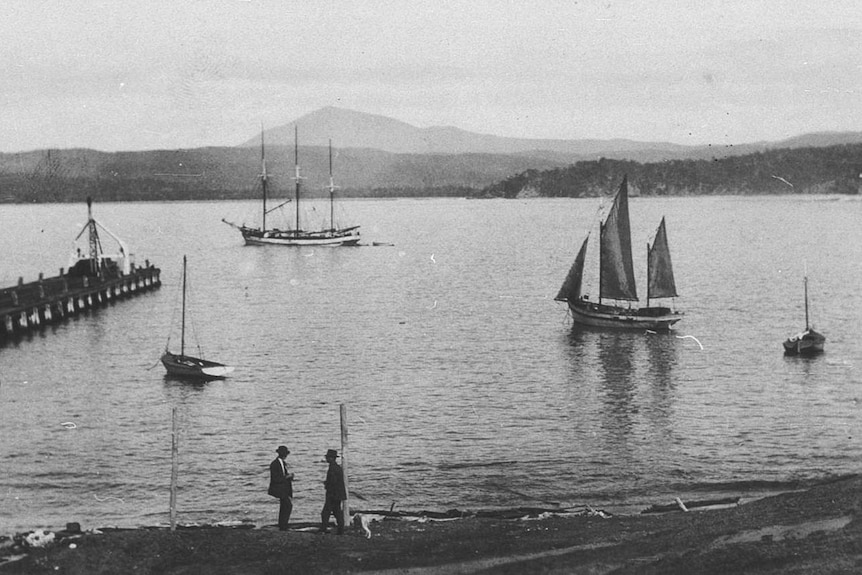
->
[647, 216, 678, 301]
[599, 177, 638, 302]
[555, 234, 589, 302]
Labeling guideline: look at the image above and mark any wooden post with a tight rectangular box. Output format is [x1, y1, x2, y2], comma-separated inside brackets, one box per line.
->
[340, 404, 350, 530]
[170, 407, 178, 531]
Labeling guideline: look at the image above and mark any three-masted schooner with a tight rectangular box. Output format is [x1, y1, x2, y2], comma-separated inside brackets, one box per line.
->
[223, 126, 360, 246]
[555, 176, 682, 330]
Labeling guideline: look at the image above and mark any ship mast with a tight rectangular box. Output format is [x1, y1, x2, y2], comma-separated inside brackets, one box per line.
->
[260, 124, 267, 231]
[646, 241, 650, 307]
[328, 139, 338, 232]
[181, 255, 187, 357]
[86, 197, 102, 276]
[293, 126, 302, 231]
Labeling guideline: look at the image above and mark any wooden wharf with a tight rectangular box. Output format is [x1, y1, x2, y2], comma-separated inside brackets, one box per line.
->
[0, 262, 161, 340]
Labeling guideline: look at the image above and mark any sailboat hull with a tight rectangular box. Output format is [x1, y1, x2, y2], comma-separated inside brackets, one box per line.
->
[161, 352, 235, 379]
[568, 299, 682, 331]
[783, 330, 826, 356]
[241, 227, 361, 246]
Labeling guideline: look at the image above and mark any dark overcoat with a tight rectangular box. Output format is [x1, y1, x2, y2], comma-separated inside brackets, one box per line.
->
[268, 457, 293, 499]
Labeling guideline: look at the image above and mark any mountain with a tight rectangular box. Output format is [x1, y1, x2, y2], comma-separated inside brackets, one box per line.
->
[243, 107, 862, 163]
[242, 106, 692, 160]
[2, 107, 861, 203]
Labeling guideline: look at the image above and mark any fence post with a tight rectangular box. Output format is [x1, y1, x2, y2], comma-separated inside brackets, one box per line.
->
[340, 404, 350, 530]
[170, 407, 178, 531]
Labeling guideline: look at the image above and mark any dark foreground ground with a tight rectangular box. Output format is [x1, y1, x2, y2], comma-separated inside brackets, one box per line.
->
[2, 474, 862, 574]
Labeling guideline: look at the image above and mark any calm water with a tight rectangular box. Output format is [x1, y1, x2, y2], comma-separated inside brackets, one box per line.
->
[1, 195, 861, 534]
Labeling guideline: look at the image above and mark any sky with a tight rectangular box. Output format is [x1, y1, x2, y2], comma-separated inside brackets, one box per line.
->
[2, 0, 861, 152]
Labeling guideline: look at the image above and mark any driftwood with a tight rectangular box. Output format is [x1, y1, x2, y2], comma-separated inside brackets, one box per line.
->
[641, 496, 740, 514]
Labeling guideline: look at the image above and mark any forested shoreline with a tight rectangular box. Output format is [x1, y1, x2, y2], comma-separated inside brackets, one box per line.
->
[1, 142, 860, 203]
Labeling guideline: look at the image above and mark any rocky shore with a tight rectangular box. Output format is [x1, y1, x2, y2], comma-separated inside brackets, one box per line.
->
[2, 474, 861, 574]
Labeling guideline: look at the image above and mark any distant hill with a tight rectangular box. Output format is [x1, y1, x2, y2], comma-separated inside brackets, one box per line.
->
[2, 106, 862, 203]
[243, 106, 862, 163]
[482, 143, 862, 198]
[0, 145, 568, 203]
[242, 106, 693, 160]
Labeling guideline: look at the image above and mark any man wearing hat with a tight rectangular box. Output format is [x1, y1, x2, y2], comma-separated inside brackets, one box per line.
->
[320, 449, 346, 534]
[268, 445, 295, 531]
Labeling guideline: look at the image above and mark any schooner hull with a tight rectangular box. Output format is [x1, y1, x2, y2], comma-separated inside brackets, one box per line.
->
[239, 227, 361, 247]
[568, 300, 682, 331]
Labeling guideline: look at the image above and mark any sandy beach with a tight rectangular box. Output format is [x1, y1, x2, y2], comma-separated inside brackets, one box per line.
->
[1, 474, 861, 574]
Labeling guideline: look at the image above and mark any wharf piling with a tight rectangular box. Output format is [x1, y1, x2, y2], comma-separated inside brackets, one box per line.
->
[0, 261, 161, 340]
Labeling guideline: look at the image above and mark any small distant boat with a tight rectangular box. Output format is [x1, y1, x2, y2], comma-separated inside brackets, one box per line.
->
[161, 256, 234, 379]
[555, 176, 682, 330]
[223, 126, 360, 247]
[783, 274, 825, 356]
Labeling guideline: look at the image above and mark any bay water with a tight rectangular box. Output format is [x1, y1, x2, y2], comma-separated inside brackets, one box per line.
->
[1, 194, 861, 533]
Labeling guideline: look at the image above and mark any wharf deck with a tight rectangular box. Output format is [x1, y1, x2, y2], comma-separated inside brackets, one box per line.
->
[0, 262, 161, 340]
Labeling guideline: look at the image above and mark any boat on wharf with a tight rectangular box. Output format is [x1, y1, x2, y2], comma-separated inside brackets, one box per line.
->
[0, 198, 161, 341]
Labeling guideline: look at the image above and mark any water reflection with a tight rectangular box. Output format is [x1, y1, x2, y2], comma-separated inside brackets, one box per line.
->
[162, 375, 212, 404]
[644, 333, 680, 440]
[563, 327, 680, 448]
[595, 330, 638, 446]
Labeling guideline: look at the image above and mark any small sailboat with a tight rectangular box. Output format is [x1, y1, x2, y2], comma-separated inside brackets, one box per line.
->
[783, 274, 826, 355]
[223, 126, 360, 246]
[555, 176, 682, 330]
[161, 256, 234, 378]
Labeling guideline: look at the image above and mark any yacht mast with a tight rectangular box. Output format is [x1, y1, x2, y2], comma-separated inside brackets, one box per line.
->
[328, 139, 337, 232]
[293, 126, 302, 231]
[181, 255, 187, 357]
[260, 124, 267, 231]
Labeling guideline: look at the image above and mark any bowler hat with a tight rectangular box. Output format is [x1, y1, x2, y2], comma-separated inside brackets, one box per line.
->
[325, 449, 338, 459]
[276, 445, 290, 455]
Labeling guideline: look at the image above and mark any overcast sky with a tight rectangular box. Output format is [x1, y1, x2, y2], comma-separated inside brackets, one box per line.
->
[2, 0, 860, 152]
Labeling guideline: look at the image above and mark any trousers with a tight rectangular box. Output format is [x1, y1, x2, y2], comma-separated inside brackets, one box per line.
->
[278, 497, 293, 530]
[321, 496, 344, 533]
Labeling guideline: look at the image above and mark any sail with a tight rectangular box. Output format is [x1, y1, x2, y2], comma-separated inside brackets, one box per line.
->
[647, 216, 678, 300]
[600, 177, 638, 301]
[555, 235, 589, 302]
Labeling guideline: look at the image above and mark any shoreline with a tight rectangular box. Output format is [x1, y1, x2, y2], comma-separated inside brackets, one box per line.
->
[2, 474, 861, 574]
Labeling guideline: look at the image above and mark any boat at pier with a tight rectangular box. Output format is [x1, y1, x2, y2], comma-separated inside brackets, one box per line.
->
[555, 176, 682, 330]
[69, 197, 134, 277]
[222, 127, 360, 246]
[0, 198, 160, 340]
[161, 256, 233, 379]
[783, 274, 825, 355]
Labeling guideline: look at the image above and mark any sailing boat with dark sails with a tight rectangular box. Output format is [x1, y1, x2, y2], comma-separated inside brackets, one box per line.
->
[223, 127, 360, 246]
[555, 176, 682, 330]
[783, 274, 825, 355]
[161, 256, 234, 379]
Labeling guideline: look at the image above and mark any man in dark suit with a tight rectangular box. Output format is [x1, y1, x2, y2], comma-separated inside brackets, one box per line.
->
[268, 445, 294, 531]
[320, 448, 347, 534]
